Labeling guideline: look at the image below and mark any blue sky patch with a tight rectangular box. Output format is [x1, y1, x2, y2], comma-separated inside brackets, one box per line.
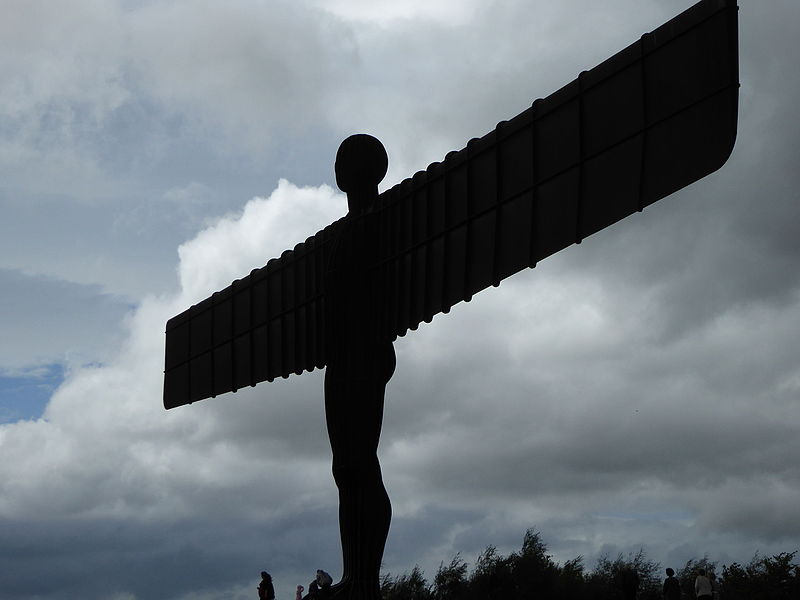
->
[0, 364, 65, 423]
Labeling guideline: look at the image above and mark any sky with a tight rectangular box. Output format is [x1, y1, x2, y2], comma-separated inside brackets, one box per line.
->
[1, 0, 798, 598]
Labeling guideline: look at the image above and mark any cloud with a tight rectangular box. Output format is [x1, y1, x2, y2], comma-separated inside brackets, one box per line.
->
[0, 181, 344, 598]
[176, 179, 344, 304]
[125, 0, 359, 149]
[0, 269, 130, 372]
[0, 0, 357, 301]
[310, 0, 483, 26]
[323, 0, 687, 188]
[0, 0, 355, 164]
[2, 1, 800, 598]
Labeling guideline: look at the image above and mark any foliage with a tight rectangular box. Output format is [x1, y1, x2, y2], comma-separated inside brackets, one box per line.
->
[381, 565, 432, 600]
[432, 554, 468, 600]
[585, 548, 660, 600]
[720, 551, 799, 600]
[469, 544, 515, 600]
[378, 528, 799, 600]
[675, 555, 717, 599]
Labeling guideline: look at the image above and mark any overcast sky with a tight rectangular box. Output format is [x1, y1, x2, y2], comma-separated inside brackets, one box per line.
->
[1, 1, 798, 598]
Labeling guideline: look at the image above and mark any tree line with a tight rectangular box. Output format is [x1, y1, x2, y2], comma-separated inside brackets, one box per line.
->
[379, 529, 799, 599]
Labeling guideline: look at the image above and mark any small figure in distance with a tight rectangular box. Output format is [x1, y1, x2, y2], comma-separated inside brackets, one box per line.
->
[305, 581, 320, 599]
[296, 584, 305, 600]
[662, 567, 681, 600]
[303, 569, 334, 599]
[695, 568, 713, 600]
[258, 571, 275, 600]
[315, 569, 333, 598]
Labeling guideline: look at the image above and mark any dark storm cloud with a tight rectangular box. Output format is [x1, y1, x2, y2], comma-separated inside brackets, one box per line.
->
[0, 511, 341, 600]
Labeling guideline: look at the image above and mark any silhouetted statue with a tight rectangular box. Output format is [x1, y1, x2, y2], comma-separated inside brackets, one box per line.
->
[325, 136, 395, 598]
[163, 2, 739, 599]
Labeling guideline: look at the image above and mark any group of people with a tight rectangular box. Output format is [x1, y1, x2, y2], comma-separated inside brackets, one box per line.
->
[258, 569, 334, 600]
[610, 565, 720, 599]
[663, 567, 719, 599]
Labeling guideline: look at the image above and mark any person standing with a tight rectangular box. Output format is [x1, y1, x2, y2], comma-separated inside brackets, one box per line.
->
[662, 567, 681, 600]
[258, 571, 275, 600]
[695, 569, 713, 600]
[316, 569, 333, 592]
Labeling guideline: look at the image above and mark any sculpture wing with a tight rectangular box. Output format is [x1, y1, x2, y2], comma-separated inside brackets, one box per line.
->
[163, 220, 340, 409]
[372, 0, 738, 341]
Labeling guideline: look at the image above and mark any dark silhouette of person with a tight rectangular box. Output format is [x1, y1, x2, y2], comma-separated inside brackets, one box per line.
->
[316, 569, 334, 591]
[258, 571, 275, 600]
[663, 567, 681, 600]
[303, 580, 321, 600]
[303, 569, 335, 600]
[323, 134, 395, 599]
[305, 581, 320, 598]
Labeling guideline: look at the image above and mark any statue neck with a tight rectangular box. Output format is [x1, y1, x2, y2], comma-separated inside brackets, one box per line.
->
[346, 186, 379, 215]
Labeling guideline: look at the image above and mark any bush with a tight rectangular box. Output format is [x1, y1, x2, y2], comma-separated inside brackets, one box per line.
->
[378, 528, 798, 600]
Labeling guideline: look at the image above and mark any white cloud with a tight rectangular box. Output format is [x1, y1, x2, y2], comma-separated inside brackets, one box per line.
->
[1, 181, 350, 598]
[0, 180, 343, 521]
[176, 179, 344, 305]
[310, 0, 482, 26]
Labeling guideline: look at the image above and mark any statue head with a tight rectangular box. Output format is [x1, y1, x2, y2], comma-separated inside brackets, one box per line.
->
[335, 134, 388, 213]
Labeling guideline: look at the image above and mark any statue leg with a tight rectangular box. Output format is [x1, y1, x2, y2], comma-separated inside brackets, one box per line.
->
[324, 346, 395, 599]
